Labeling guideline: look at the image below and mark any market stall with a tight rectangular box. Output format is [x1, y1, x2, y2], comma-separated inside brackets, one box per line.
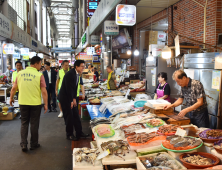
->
[73, 79, 222, 170]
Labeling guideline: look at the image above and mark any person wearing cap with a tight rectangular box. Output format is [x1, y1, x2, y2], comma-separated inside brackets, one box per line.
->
[56, 60, 70, 118]
[10, 56, 48, 152]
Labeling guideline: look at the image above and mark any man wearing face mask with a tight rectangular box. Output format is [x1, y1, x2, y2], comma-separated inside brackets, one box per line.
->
[164, 70, 209, 128]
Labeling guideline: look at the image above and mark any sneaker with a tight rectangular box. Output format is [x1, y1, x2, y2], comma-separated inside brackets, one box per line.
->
[58, 112, 63, 118]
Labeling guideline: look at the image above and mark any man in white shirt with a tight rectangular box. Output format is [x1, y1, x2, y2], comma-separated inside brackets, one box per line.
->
[43, 62, 57, 112]
[5, 65, 11, 79]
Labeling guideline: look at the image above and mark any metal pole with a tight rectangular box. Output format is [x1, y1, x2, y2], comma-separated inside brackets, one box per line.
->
[46, 8, 48, 46]
[111, 36, 112, 65]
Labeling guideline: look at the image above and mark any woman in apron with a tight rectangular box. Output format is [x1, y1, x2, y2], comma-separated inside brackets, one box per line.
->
[154, 72, 171, 102]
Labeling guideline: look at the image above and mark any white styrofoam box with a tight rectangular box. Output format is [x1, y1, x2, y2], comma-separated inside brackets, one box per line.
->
[73, 148, 103, 170]
[167, 150, 197, 161]
[90, 141, 97, 149]
[197, 143, 213, 153]
[136, 152, 187, 170]
[102, 150, 137, 165]
[136, 145, 163, 154]
[145, 100, 171, 109]
[211, 149, 222, 163]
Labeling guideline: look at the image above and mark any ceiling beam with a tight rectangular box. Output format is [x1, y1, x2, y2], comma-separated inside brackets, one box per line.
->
[51, 1, 72, 3]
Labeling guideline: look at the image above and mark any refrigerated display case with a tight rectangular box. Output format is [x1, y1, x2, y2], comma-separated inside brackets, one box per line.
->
[183, 53, 221, 129]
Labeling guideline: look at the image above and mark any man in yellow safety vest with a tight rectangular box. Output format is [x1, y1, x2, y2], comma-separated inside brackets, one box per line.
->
[56, 60, 70, 118]
[12, 61, 23, 97]
[10, 56, 48, 152]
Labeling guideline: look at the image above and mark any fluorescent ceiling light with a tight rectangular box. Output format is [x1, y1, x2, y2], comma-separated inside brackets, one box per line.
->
[59, 7, 67, 11]
[58, 29, 70, 31]
[59, 32, 69, 34]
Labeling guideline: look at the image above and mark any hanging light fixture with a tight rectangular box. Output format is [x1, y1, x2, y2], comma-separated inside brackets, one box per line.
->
[134, 23, 139, 56]
[162, 0, 171, 59]
[127, 47, 132, 55]
[162, 46, 171, 59]
[148, 52, 154, 61]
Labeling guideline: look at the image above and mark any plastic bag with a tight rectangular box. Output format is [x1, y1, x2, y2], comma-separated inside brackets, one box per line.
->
[135, 94, 152, 101]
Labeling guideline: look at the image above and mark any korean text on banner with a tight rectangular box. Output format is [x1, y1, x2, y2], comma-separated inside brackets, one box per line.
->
[116, 4, 136, 26]
[104, 20, 119, 35]
[3, 43, 14, 54]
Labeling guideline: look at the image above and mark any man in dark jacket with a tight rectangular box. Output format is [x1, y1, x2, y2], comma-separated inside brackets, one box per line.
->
[43, 62, 57, 112]
[58, 60, 89, 141]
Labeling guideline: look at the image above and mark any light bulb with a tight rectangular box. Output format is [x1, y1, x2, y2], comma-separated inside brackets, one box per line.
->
[134, 48, 139, 56]
[127, 50, 132, 55]
[162, 46, 171, 59]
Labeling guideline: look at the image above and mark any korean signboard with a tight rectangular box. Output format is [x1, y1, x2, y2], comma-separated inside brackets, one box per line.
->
[91, 35, 100, 45]
[87, 47, 95, 55]
[104, 20, 119, 35]
[3, 43, 14, 54]
[20, 48, 29, 55]
[76, 52, 93, 60]
[116, 5, 136, 26]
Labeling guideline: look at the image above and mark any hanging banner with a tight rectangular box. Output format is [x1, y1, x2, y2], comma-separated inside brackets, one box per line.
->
[23, 55, 29, 60]
[76, 52, 93, 60]
[91, 35, 100, 45]
[104, 20, 119, 35]
[29, 52, 36, 58]
[87, 47, 95, 55]
[175, 35, 180, 57]
[116, 4, 136, 26]
[20, 48, 29, 55]
[3, 43, 14, 54]
[13, 53, 20, 59]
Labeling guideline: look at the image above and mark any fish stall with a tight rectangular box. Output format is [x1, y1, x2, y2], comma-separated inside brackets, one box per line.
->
[73, 78, 222, 170]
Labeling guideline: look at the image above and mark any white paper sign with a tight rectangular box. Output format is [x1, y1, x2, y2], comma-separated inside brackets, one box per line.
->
[152, 75, 156, 86]
[212, 70, 221, 90]
[125, 89, 130, 98]
[175, 35, 180, 57]
[3, 43, 14, 54]
[175, 128, 187, 137]
[20, 48, 29, 55]
[104, 20, 119, 35]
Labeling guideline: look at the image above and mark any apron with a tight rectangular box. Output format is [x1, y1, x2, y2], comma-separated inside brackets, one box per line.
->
[156, 83, 171, 102]
[189, 108, 209, 128]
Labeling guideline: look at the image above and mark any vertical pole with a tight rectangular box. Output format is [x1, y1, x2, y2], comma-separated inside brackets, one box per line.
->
[83, 0, 86, 32]
[203, 0, 208, 49]
[46, 8, 48, 46]
[39, 0, 43, 43]
[111, 36, 112, 65]
[79, 0, 82, 44]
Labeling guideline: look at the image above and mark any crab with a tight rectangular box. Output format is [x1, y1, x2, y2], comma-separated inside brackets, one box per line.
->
[100, 140, 130, 160]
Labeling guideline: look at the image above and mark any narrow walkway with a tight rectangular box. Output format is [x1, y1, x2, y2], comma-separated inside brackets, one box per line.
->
[0, 107, 91, 170]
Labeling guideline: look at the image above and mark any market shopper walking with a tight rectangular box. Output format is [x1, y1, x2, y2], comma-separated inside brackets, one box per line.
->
[58, 60, 89, 141]
[106, 66, 118, 90]
[9, 56, 48, 152]
[43, 62, 57, 112]
[56, 60, 69, 118]
[164, 70, 209, 128]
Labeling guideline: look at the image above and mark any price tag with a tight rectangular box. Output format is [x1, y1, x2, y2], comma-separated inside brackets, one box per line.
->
[125, 89, 130, 98]
[175, 128, 187, 137]
[97, 149, 110, 160]
[99, 103, 106, 113]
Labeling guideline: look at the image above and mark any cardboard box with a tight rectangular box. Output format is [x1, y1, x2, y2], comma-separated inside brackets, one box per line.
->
[130, 80, 140, 84]
[0, 112, 14, 120]
[127, 66, 137, 71]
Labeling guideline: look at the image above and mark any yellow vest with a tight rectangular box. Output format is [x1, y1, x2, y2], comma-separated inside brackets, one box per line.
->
[17, 67, 42, 105]
[77, 76, 81, 97]
[59, 69, 69, 89]
[107, 71, 113, 90]
[12, 71, 18, 82]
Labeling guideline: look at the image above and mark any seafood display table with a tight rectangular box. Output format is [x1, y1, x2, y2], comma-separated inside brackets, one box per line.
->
[87, 105, 112, 119]
[102, 150, 137, 165]
[73, 148, 103, 170]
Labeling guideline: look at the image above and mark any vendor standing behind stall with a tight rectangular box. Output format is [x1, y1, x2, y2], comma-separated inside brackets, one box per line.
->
[164, 70, 209, 128]
[106, 66, 117, 90]
[154, 72, 171, 102]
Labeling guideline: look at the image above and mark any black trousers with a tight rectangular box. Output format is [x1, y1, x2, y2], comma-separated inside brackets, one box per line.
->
[19, 105, 42, 147]
[47, 84, 56, 110]
[60, 98, 82, 138]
